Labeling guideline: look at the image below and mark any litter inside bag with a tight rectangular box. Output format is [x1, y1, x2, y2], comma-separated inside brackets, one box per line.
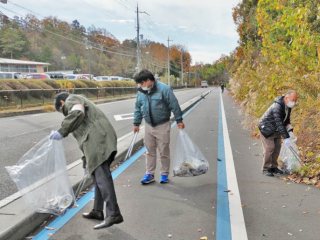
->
[279, 133, 301, 174]
[5, 138, 74, 215]
[173, 130, 209, 177]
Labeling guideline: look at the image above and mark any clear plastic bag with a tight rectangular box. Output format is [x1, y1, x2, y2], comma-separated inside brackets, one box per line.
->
[279, 133, 301, 173]
[5, 138, 74, 215]
[173, 130, 209, 177]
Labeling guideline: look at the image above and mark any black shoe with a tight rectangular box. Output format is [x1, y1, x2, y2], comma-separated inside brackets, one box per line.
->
[94, 214, 124, 229]
[263, 169, 274, 177]
[82, 210, 104, 220]
[272, 168, 284, 174]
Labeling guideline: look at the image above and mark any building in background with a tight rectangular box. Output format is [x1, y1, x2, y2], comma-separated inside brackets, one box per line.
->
[0, 58, 50, 73]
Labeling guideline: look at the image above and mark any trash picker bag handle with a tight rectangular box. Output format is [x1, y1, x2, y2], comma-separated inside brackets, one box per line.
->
[124, 132, 138, 161]
[288, 146, 303, 166]
[74, 174, 88, 199]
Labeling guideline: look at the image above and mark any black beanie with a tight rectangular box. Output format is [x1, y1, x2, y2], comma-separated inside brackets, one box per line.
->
[54, 92, 69, 111]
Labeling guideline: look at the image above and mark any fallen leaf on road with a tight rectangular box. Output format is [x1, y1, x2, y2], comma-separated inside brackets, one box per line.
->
[168, 234, 172, 238]
[282, 205, 286, 208]
[299, 229, 303, 232]
[197, 228, 202, 232]
[288, 232, 293, 236]
[302, 211, 309, 214]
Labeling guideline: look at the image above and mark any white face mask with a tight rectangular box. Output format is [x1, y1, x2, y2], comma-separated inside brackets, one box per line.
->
[286, 101, 296, 108]
[141, 86, 151, 91]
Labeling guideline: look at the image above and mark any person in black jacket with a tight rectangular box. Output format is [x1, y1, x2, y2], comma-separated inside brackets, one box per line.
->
[258, 90, 298, 176]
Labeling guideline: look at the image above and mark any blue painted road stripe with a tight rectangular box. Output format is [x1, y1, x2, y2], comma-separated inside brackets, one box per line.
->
[216, 94, 232, 240]
[32, 147, 146, 240]
[32, 96, 204, 240]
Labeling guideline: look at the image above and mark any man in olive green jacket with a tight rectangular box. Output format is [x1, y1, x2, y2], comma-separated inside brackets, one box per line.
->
[50, 92, 123, 229]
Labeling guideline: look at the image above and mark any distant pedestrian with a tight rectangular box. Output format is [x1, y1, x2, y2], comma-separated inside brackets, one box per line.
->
[258, 90, 298, 176]
[133, 69, 185, 184]
[221, 83, 225, 93]
[50, 92, 123, 229]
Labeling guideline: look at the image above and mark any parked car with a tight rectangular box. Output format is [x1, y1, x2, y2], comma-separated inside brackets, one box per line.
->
[0, 72, 22, 79]
[109, 76, 123, 81]
[25, 73, 51, 80]
[201, 80, 208, 88]
[93, 75, 125, 81]
[93, 76, 112, 81]
[64, 74, 92, 80]
[46, 72, 65, 79]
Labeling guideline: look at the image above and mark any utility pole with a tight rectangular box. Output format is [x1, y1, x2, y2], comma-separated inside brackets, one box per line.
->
[136, 4, 141, 73]
[180, 50, 184, 87]
[135, 4, 149, 73]
[167, 36, 172, 86]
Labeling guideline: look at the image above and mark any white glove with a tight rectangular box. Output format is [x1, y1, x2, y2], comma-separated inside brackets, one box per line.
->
[289, 132, 297, 143]
[284, 138, 292, 148]
[49, 130, 63, 140]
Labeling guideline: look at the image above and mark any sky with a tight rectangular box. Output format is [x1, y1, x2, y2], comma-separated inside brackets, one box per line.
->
[0, 0, 241, 64]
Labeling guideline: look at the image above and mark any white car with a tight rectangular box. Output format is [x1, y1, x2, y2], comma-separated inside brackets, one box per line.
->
[94, 76, 112, 81]
[64, 74, 92, 80]
[0, 72, 22, 79]
[201, 80, 208, 88]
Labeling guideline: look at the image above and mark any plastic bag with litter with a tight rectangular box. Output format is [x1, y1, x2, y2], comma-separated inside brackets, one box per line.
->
[279, 132, 301, 173]
[5, 138, 74, 215]
[173, 129, 209, 177]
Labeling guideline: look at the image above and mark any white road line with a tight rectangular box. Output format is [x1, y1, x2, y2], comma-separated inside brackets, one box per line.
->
[114, 113, 134, 121]
[220, 92, 248, 240]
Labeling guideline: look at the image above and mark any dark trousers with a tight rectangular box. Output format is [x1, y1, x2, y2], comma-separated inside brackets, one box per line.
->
[93, 158, 120, 217]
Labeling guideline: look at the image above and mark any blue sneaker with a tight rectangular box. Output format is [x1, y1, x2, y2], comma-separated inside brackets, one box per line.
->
[140, 174, 155, 185]
[160, 174, 169, 184]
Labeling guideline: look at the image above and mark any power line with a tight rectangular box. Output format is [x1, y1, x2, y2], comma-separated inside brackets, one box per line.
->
[0, 5, 136, 58]
[9, 0, 138, 53]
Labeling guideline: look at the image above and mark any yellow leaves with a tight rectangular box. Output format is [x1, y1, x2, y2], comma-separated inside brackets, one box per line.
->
[317, 45, 320, 64]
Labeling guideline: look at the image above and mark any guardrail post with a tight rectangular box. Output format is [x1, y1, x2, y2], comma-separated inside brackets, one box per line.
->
[20, 90, 23, 108]
[42, 89, 44, 105]
[96, 87, 99, 100]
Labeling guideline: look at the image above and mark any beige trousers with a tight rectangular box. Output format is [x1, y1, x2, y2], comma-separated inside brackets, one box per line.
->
[260, 133, 282, 171]
[144, 121, 171, 175]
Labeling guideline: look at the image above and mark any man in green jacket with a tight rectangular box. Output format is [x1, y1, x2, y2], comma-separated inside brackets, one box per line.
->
[133, 69, 185, 185]
[50, 92, 123, 229]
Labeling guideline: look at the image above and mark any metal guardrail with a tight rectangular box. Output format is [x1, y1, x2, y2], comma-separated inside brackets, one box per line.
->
[0, 87, 137, 109]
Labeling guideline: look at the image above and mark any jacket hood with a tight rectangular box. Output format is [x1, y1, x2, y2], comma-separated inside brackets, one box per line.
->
[274, 96, 285, 107]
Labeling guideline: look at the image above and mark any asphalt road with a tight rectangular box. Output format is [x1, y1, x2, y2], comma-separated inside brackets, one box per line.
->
[0, 88, 207, 201]
[38, 88, 320, 240]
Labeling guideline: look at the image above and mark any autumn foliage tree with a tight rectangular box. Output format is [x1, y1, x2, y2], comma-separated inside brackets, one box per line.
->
[227, 0, 320, 182]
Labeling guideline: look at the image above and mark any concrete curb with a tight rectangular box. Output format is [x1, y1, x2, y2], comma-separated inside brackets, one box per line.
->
[0, 89, 210, 240]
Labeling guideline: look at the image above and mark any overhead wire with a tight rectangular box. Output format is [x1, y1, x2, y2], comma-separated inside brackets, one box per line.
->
[0, 4, 136, 58]
[2, 1, 187, 75]
[9, 0, 138, 54]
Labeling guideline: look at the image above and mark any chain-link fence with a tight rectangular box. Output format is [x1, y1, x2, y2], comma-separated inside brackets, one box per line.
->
[0, 87, 137, 109]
